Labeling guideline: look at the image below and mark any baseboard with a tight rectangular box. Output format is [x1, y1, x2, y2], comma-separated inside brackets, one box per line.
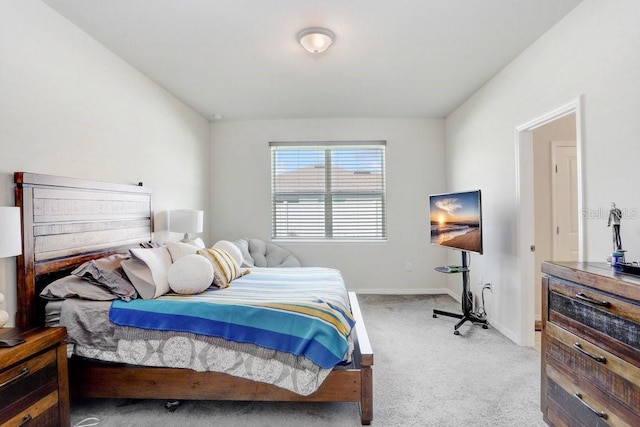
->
[352, 288, 460, 301]
[484, 316, 519, 343]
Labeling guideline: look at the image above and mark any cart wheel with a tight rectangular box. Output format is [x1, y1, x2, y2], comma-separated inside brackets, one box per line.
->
[454, 330, 460, 335]
[165, 400, 180, 412]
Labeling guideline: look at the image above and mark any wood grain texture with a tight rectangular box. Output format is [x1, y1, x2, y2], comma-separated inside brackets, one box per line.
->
[0, 327, 67, 370]
[70, 361, 361, 401]
[14, 172, 374, 424]
[0, 327, 69, 427]
[14, 172, 153, 327]
[546, 325, 639, 411]
[547, 322, 640, 390]
[547, 363, 635, 426]
[541, 261, 640, 426]
[547, 279, 640, 366]
[542, 261, 640, 302]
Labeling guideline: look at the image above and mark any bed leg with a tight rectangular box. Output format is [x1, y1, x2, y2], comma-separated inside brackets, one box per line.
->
[360, 365, 373, 425]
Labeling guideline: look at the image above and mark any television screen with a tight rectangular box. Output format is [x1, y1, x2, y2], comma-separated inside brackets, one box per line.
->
[429, 190, 483, 254]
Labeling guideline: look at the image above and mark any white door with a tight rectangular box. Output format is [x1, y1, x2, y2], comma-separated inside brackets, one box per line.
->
[552, 141, 579, 261]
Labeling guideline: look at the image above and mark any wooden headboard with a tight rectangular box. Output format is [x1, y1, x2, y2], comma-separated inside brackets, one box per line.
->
[14, 172, 153, 327]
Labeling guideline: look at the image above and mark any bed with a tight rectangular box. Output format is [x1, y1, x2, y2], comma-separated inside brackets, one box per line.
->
[14, 172, 373, 425]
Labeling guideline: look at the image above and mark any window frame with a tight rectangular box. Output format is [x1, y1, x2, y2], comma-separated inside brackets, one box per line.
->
[270, 141, 387, 242]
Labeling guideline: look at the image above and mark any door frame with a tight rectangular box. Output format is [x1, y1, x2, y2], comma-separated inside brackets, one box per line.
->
[515, 96, 585, 346]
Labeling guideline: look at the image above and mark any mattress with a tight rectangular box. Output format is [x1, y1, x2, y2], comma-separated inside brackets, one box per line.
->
[46, 267, 354, 395]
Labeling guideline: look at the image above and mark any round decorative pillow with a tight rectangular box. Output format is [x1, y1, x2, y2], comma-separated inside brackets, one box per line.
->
[167, 254, 214, 295]
[212, 240, 243, 270]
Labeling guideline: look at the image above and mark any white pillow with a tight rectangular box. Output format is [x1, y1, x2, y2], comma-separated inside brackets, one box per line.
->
[213, 240, 243, 271]
[168, 254, 214, 295]
[198, 248, 240, 289]
[191, 237, 206, 248]
[166, 240, 200, 262]
[122, 246, 172, 299]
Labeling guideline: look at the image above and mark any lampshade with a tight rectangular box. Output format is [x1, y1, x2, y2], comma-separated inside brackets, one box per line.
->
[298, 27, 335, 54]
[0, 206, 20, 328]
[170, 209, 204, 240]
[0, 207, 21, 258]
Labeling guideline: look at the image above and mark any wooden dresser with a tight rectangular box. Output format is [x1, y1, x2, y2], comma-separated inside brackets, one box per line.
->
[541, 261, 639, 426]
[0, 327, 69, 427]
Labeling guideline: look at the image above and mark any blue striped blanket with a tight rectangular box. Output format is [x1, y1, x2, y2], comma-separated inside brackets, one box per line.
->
[109, 267, 355, 368]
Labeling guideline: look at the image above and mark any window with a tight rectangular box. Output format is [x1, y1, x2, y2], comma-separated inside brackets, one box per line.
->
[270, 141, 386, 240]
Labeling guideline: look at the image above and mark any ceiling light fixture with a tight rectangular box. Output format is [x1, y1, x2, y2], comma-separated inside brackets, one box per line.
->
[297, 27, 335, 54]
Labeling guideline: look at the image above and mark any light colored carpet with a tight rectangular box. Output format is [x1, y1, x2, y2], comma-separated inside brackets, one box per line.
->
[70, 294, 546, 427]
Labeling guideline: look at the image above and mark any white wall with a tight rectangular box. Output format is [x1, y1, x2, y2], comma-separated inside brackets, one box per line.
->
[445, 0, 640, 343]
[0, 1, 210, 325]
[210, 118, 449, 293]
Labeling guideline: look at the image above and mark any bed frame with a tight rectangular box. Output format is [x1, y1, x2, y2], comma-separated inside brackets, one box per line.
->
[14, 172, 374, 424]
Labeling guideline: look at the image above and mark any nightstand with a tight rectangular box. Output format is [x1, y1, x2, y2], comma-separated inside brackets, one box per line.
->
[0, 327, 69, 427]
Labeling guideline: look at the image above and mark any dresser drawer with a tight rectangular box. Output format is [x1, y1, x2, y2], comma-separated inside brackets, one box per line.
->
[546, 363, 637, 427]
[547, 277, 640, 367]
[0, 349, 58, 425]
[2, 392, 59, 427]
[546, 323, 640, 417]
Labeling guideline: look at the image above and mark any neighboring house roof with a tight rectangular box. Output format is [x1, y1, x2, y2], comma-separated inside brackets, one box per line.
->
[275, 166, 384, 193]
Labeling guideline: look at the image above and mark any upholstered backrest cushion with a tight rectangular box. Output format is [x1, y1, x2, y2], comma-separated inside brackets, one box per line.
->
[232, 238, 301, 268]
[232, 238, 255, 267]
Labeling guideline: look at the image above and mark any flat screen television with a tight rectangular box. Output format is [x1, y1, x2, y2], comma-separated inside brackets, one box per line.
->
[429, 190, 483, 255]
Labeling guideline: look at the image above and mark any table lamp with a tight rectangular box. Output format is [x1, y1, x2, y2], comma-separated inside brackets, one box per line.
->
[0, 206, 22, 327]
[169, 209, 204, 242]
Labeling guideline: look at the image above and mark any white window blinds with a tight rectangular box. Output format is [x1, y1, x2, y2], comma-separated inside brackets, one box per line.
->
[270, 141, 387, 240]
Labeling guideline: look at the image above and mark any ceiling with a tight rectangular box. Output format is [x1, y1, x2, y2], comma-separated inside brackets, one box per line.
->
[42, 0, 582, 121]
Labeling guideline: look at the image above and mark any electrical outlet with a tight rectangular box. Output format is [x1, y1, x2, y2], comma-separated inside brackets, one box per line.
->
[404, 261, 412, 271]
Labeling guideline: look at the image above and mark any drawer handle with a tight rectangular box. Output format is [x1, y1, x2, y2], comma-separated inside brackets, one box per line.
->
[0, 366, 29, 389]
[574, 392, 608, 419]
[575, 292, 611, 308]
[573, 343, 606, 364]
[18, 414, 32, 427]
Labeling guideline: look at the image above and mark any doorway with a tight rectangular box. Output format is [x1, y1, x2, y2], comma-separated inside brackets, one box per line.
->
[515, 97, 584, 347]
[532, 119, 578, 341]
[551, 140, 579, 261]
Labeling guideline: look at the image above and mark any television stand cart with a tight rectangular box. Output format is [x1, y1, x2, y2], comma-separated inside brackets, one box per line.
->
[432, 251, 488, 335]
